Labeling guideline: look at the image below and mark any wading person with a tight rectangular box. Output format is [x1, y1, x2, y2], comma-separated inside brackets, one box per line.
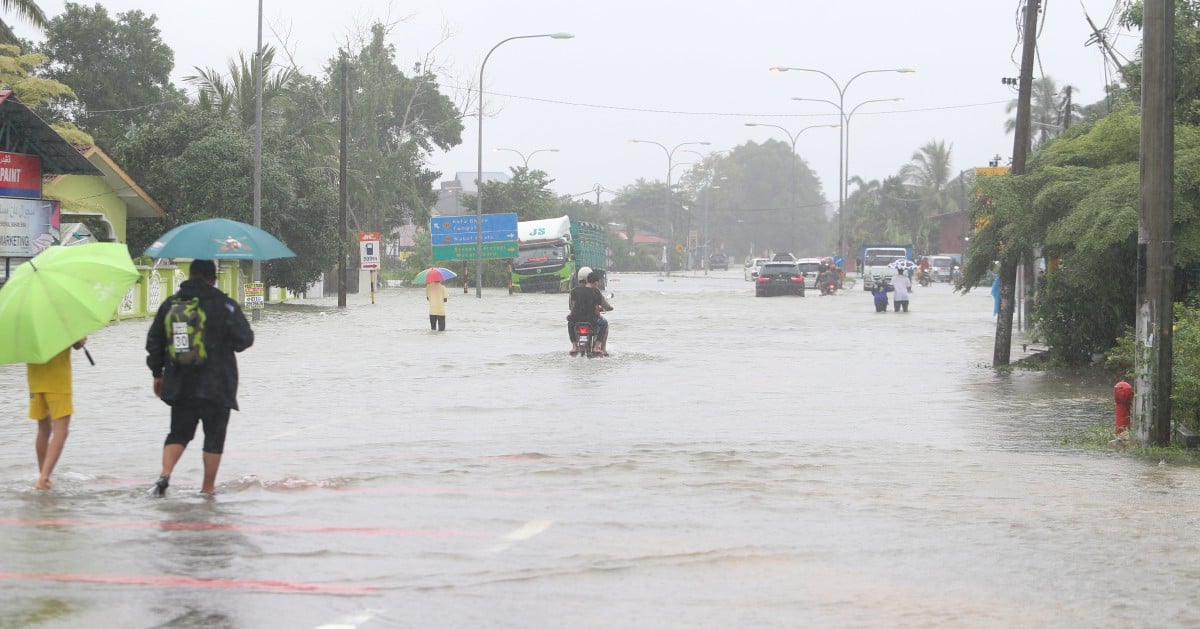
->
[426, 278, 449, 331]
[27, 337, 87, 490]
[146, 260, 253, 496]
[892, 268, 912, 313]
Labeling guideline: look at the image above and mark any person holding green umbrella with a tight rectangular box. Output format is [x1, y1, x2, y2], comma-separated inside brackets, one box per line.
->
[27, 337, 88, 490]
[0, 242, 142, 489]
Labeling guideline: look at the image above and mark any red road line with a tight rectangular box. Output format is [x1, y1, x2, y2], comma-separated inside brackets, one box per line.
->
[0, 571, 376, 594]
[0, 518, 492, 537]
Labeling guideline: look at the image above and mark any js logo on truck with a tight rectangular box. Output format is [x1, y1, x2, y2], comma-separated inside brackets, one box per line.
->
[528, 227, 545, 236]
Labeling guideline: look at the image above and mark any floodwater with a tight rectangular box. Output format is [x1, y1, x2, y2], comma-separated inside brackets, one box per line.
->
[1, 271, 1197, 628]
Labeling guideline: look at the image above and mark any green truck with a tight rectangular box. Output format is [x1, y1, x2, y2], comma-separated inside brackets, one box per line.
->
[511, 216, 607, 293]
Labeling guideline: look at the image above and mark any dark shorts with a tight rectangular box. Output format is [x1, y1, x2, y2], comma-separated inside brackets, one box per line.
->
[166, 402, 231, 454]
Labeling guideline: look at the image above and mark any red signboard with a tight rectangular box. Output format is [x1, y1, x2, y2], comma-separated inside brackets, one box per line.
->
[0, 152, 42, 198]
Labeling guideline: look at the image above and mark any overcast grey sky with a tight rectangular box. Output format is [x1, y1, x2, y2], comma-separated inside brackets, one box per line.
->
[22, 1, 1137, 205]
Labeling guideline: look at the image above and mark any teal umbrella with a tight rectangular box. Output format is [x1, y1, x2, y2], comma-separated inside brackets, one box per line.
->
[0, 243, 139, 365]
[144, 218, 295, 261]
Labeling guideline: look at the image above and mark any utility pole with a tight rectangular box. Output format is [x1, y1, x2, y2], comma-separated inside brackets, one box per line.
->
[994, 0, 1039, 367]
[1134, 0, 1175, 446]
[338, 53, 348, 309]
[1061, 86, 1073, 131]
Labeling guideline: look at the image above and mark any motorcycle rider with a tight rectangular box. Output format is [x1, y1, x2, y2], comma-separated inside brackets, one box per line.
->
[567, 269, 612, 355]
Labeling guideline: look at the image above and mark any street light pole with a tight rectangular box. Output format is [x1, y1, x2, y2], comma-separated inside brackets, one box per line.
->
[475, 32, 573, 298]
[630, 139, 710, 275]
[252, 0, 263, 320]
[744, 122, 838, 253]
[770, 66, 913, 264]
[494, 147, 560, 169]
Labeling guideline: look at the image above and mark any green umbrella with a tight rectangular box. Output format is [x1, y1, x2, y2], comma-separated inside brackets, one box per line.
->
[0, 243, 140, 365]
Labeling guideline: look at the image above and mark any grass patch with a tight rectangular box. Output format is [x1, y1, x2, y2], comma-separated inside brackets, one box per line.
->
[1062, 424, 1200, 465]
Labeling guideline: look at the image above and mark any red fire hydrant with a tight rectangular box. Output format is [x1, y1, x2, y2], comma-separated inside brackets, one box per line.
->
[1114, 380, 1133, 434]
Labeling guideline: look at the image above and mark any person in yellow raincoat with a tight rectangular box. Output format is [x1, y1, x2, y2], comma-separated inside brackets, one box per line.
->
[426, 279, 448, 331]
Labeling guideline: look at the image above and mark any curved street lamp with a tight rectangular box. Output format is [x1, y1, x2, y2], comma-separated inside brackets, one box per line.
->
[474, 32, 573, 298]
[630, 139, 711, 275]
[494, 147, 560, 169]
[793, 97, 902, 254]
[770, 66, 913, 262]
[744, 122, 839, 252]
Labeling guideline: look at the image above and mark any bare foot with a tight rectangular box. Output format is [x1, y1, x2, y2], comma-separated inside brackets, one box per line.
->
[35, 478, 51, 490]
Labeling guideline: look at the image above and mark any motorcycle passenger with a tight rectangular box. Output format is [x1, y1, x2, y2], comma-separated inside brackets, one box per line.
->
[567, 271, 612, 355]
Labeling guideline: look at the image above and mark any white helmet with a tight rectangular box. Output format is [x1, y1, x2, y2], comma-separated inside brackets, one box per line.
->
[577, 266, 593, 281]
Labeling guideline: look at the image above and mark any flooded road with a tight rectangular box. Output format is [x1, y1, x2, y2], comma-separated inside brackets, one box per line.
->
[2, 270, 1197, 628]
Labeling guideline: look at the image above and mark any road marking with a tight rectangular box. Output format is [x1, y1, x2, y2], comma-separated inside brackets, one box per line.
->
[0, 517, 492, 538]
[314, 609, 382, 629]
[487, 519, 554, 553]
[0, 571, 376, 595]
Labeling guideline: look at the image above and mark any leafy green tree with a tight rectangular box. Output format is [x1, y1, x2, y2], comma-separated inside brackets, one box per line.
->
[1121, 0, 1200, 125]
[115, 106, 337, 293]
[35, 2, 182, 147]
[0, 0, 45, 45]
[336, 23, 463, 234]
[0, 43, 89, 144]
[900, 139, 955, 213]
[467, 167, 560, 220]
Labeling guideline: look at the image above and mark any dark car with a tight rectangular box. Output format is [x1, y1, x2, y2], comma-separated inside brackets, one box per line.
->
[755, 262, 806, 297]
[709, 251, 729, 270]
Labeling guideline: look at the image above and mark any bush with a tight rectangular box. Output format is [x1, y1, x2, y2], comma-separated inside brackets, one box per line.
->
[1106, 302, 1200, 431]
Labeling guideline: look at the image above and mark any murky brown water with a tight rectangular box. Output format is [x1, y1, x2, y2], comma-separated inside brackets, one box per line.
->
[1, 271, 1195, 628]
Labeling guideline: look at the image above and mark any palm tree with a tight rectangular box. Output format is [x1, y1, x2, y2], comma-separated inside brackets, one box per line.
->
[0, 0, 46, 45]
[900, 139, 955, 215]
[185, 45, 299, 128]
[1005, 76, 1078, 146]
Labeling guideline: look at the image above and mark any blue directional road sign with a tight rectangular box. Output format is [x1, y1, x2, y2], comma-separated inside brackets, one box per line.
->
[430, 213, 519, 262]
[430, 213, 518, 236]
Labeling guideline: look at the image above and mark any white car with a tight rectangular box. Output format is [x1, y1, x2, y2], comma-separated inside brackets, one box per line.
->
[744, 257, 768, 281]
[796, 258, 823, 287]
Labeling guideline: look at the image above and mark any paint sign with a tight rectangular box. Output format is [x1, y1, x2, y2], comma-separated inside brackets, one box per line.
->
[359, 232, 381, 270]
[0, 152, 42, 199]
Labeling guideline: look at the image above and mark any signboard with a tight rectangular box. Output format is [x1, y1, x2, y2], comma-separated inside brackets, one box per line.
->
[0, 198, 59, 257]
[430, 213, 518, 236]
[244, 281, 265, 310]
[0, 152, 42, 199]
[432, 241, 518, 262]
[358, 232, 381, 270]
[975, 166, 1010, 177]
[430, 213, 519, 262]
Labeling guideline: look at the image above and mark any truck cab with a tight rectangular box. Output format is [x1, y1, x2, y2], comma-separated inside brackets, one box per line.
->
[861, 245, 913, 291]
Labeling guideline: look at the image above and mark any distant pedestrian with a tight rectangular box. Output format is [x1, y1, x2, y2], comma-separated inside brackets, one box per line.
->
[426, 279, 448, 331]
[146, 260, 254, 496]
[892, 269, 912, 312]
[871, 282, 890, 313]
[991, 274, 1001, 316]
[27, 337, 87, 490]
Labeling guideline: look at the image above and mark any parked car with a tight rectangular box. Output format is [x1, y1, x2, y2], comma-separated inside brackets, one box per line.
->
[755, 262, 806, 297]
[796, 257, 823, 288]
[708, 251, 729, 270]
[744, 257, 768, 281]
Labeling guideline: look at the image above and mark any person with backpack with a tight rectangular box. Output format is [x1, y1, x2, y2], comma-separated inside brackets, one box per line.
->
[145, 259, 254, 496]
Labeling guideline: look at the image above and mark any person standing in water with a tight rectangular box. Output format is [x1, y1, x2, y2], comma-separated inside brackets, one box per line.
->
[426, 278, 448, 331]
[27, 337, 87, 490]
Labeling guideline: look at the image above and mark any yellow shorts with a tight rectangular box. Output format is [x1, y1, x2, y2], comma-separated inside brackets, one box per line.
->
[29, 392, 73, 421]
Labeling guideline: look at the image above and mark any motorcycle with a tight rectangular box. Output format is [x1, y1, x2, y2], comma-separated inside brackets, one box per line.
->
[819, 281, 837, 296]
[573, 320, 602, 358]
[918, 268, 932, 287]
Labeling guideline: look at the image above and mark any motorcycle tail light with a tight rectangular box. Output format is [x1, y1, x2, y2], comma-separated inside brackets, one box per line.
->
[577, 324, 591, 334]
